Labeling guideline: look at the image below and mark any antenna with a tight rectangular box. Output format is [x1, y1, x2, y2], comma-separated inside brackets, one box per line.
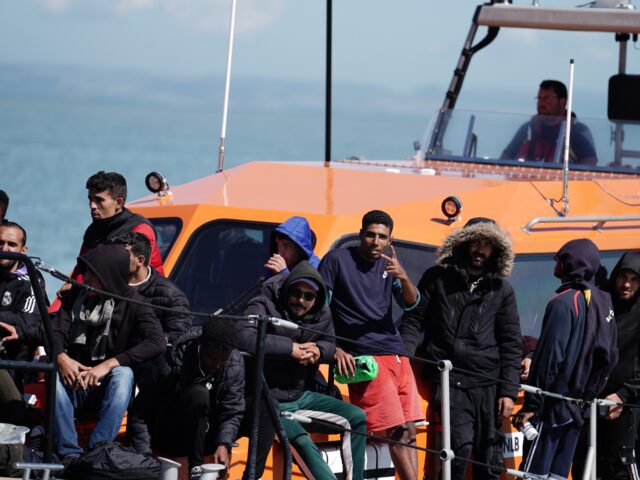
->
[217, 0, 238, 173]
[559, 59, 575, 217]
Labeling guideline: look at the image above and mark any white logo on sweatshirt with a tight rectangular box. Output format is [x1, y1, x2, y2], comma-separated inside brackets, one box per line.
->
[1, 291, 11, 307]
[606, 307, 615, 323]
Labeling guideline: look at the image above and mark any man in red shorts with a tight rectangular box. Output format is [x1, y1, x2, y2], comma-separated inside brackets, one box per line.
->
[319, 210, 422, 480]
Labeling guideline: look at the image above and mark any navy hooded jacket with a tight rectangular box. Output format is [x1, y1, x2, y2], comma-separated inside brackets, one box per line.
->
[524, 239, 617, 426]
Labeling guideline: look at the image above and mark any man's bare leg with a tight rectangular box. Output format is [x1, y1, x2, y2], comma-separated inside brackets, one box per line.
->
[382, 422, 418, 480]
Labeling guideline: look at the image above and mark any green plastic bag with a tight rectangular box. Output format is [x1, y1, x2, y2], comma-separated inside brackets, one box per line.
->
[334, 355, 379, 384]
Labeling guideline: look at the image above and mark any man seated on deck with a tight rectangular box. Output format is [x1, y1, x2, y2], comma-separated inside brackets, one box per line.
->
[152, 318, 245, 480]
[52, 244, 165, 462]
[54, 171, 165, 307]
[500, 80, 598, 165]
[318, 210, 423, 480]
[240, 260, 366, 480]
[107, 232, 192, 454]
[0, 221, 48, 394]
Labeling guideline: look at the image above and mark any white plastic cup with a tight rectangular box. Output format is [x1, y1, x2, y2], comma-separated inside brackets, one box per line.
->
[200, 463, 226, 480]
[158, 456, 181, 480]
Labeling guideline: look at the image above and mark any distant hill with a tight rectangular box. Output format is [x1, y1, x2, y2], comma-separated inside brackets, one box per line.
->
[0, 62, 446, 115]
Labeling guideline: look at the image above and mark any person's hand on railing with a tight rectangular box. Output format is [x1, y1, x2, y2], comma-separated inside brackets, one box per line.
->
[604, 393, 623, 420]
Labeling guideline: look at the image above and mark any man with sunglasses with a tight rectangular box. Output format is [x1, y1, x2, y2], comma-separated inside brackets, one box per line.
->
[240, 260, 366, 480]
[501, 79, 597, 165]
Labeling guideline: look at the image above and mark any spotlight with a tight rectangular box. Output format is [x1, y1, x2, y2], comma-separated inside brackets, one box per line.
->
[441, 196, 462, 221]
[145, 172, 171, 197]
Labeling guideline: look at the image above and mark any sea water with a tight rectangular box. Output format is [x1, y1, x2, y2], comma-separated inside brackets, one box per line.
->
[0, 97, 425, 297]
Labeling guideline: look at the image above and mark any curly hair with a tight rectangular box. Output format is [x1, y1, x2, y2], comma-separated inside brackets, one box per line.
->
[86, 171, 128, 202]
[200, 317, 238, 353]
[361, 210, 394, 233]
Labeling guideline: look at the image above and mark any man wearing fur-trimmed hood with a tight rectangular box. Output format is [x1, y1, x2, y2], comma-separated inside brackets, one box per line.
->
[401, 217, 521, 480]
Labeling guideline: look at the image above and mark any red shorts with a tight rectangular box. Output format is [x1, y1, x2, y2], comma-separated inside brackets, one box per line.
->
[348, 355, 424, 432]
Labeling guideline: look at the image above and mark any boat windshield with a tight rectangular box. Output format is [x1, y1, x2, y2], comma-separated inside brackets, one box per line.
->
[421, 108, 640, 173]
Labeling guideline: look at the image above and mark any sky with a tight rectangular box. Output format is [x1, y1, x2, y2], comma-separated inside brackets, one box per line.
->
[1, 0, 639, 117]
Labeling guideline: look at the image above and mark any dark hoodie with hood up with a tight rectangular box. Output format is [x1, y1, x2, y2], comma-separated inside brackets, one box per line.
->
[241, 260, 335, 402]
[53, 244, 166, 368]
[602, 252, 640, 402]
[524, 239, 618, 426]
[400, 219, 522, 399]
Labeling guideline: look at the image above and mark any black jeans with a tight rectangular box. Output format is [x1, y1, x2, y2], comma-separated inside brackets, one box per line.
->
[434, 384, 502, 480]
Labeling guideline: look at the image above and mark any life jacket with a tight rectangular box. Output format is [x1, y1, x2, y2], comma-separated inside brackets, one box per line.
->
[516, 117, 577, 163]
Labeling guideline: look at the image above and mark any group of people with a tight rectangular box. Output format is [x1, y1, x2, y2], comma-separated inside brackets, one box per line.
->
[0, 168, 639, 480]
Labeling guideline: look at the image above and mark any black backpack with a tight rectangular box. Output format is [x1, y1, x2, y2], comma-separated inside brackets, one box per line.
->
[69, 442, 161, 480]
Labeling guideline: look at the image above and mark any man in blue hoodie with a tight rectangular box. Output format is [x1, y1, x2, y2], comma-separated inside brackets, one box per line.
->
[264, 216, 320, 276]
[516, 239, 618, 480]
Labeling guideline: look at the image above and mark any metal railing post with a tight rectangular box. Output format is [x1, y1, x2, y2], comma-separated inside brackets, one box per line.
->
[582, 400, 598, 480]
[246, 317, 269, 480]
[438, 360, 454, 480]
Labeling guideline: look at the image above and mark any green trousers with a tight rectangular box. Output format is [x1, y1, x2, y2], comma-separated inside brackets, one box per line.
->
[279, 391, 366, 480]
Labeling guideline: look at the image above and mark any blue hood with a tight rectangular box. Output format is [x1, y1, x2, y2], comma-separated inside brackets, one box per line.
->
[271, 216, 320, 269]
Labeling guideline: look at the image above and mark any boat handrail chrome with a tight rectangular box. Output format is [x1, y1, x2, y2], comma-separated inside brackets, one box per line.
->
[522, 214, 640, 233]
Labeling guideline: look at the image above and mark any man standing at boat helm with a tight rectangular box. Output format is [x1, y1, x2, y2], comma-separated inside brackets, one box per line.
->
[54, 171, 164, 307]
[400, 217, 521, 480]
[500, 80, 598, 165]
[572, 251, 640, 480]
[319, 210, 423, 480]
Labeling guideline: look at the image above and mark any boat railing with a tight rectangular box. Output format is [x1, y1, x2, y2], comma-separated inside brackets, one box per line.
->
[522, 214, 640, 233]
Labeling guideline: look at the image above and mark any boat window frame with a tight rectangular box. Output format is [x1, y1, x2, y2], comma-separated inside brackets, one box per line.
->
[148, 217, 183, 261]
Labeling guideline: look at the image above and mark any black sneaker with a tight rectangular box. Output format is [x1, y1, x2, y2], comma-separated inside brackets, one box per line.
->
[189, 465, 203, 480]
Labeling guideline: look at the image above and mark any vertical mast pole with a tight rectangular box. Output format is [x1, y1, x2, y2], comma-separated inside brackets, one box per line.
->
[560, 59, 574, 216]
[217, 0, 238, 173]
[324, 0, 332, 164]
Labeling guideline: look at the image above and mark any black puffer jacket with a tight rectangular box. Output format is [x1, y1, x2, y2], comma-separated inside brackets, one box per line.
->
[136, 268, 191, 345]
[604, 252, 640, 402]
[154, 328, 245, 448]
[401, 220, 522, 399]
[241, 261, 335, 402]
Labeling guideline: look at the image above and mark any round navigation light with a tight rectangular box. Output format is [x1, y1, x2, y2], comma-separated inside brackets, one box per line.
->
[145, 171, 170, 196]
[441, 196, 462, 220]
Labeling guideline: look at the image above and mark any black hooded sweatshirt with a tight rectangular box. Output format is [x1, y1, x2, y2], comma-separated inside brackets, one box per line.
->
[524, 239, 618, 426]
[603, 252, 640, 402]
[53, 244, 166, 368]
[241, 260, 335, 402]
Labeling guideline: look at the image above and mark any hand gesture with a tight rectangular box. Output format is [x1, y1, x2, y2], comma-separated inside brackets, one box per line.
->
[298, 343, 321, 365]
[0, 321, 19, 342]
[605, 393, 623, 420]
[78, 359, 118, 389]
[264, 254, 288, 274]
[381, 246, 408, 281]
[213, 445, 230, 469]
[57, 352, 90, 389]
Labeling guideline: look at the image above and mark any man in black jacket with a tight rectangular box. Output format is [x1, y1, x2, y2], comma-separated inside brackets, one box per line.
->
[110, 232, 191, 344]
[153, 318, 245, 480]
[573, 251, 639, 479]
[401, 217, 521, 480]
[109, 232, 192, 454]
[240, 261, 366, 480]
[53, 244, 166, 460]
[0, 221, 47, 423]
